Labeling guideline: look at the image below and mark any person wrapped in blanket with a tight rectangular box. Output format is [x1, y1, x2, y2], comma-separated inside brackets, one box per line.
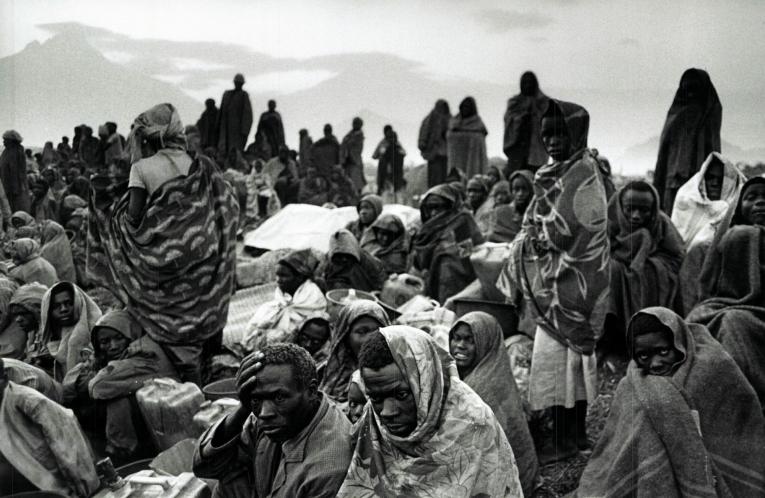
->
[687, 176, 765, 408]
[324, 229, 386, 292]
[602, 181, 685, 358]
[8, 238, 58, 287]
[63, 309, 178, 461]
[0, 358, 99, 498]
[449, 312, 539, 497]
[344, 193, 383, 252]
[673, 152, 746, 313]
[244, 249, 327, 352]
[576, 307, 765, 497]
[498, 99, 609, 464]
[367, 213, 411, 274]
[411, 183, 484, 303]
[88, 102, 239, 385]
[1, 282, 46, 360]
[295, 313, 332, 381]
[337, 326, 522, 497]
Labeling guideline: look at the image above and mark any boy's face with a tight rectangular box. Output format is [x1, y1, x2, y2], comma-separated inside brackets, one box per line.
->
[621, 189, 654, 231]
[703, 160, 724, 201]
[740, 183, 765, 226]
[541, 116, 572, 162]
[347, 382, 366, 424]
[632, 330, 681, 376]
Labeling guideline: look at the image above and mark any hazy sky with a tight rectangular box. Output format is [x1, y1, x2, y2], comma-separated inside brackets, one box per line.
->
[3, 0, 765, 93]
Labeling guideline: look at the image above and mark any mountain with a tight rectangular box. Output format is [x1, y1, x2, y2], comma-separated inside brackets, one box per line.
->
[0, 31, 201, 148]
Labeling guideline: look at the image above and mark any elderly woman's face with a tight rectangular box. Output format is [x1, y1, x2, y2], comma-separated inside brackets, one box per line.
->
[362, 362, 418, 437]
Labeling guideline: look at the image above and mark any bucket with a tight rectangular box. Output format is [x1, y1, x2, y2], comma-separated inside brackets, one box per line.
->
[202, 378, 238, 401]
[452, 298, 519, 338]
[326, 289, 377, 320]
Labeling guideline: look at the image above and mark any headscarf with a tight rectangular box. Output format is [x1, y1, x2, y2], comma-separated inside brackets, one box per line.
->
[338, 326, 522, 498]
[451, 312, 539, 496]
[326, 229, 386, 292]
[33, 281, 102, 381]
[278, 249, 319, 280]
[577, 307, 765, 497]
[11, 238, 42, 264]
[671, 152, 746, 247]
[39, 220, 76, 283]
[9, 282, 47, 317]
[126, 103, 186, 164]
[418, 99, 451, 160]
[490, 179, 510, 201]
[501, 99, 609, 354]
[2, 130, 22, 142]
[370, 214, 408, 256]
[319, 300, 390, 402]
[11, 211, 36, 229]
[349, 194, 384, 248]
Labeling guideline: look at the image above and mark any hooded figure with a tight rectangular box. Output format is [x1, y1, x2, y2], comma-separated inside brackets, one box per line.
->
[674, 153, 747, 312]
[503, 71, 549, 175]
[344, 193, 383, 251]
[29, 282, 102, 382]
[576, 307, 765, 497]
[338, 326, 522, 498]
[412, 183, 484, 303]
[217, 73, 253, 153]
[450, 312, 539, 496]
[369, 213, 410, 275]
[39, 220, 76, 283]
[653, 68, 722, 214]
[319, 300, 390, 403]
[9, 239, 58, 287]
[466, 175, 493, 235]
[488, 170, 534, 243]
[244, 249, 327, 353]
[604, 181, 685, 355]
[339, 117, 366, 192]
[446, 97, 488, 178]
[372, 127, 406, 195]
[418, 100, 451, 188]
[255, 100, 286, 160]
[0, 130, 31, 213]
[0, 279, 22, 359]
[196, 98, 220, 149]
[64, 309, 178, 457]
[497, 99, 609, 464]
[686, 177, 765, 407]
[324, 229, 386, 292]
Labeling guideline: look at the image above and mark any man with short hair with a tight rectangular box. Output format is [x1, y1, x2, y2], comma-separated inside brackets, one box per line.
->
[194, 344, 352, 498]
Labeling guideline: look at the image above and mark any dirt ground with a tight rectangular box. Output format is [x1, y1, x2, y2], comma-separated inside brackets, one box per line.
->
[532, 360, 627, 497]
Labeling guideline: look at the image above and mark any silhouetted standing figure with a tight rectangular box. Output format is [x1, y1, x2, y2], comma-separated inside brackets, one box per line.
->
[217, 73, 253, 154]
[256, 100, 285, 160]
[503, 71, 549, 176]
[418, 100, 451, 188]
[196, 98, 220, 149]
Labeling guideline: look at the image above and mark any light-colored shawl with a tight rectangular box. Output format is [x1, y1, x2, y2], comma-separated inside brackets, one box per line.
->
[454, 312, 539, 496]
[672, 152, 746, 248]
[125, 103, 186, 164]
[39, 220, 77, 283]
[34, 282, 102, 381]
[338, 325, 522, 498]
[9, 238, 59, 287]
[0, 382, 99, 497]
[319, 300, 390, 402]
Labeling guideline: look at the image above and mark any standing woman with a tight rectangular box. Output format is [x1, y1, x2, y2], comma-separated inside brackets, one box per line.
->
[653, 68, 722, 215]
[0, 130, 31, 214]
[418, 99, 451, 188]
[88, 103, 239, 385]
[447, 97, 488, 179]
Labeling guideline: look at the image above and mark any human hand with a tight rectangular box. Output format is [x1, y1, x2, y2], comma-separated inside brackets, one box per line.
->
[236, 351, 265, 411]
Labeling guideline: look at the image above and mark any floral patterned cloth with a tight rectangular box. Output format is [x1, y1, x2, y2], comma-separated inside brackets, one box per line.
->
[338, 325, 522, 498]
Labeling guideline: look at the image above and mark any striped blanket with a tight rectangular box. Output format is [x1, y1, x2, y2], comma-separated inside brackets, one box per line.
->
[87, 156, 239, 344]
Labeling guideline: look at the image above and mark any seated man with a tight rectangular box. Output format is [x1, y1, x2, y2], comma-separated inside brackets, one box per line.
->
[245, 249, 327, 352]
[576, 308, 765, 497]
[344, 194, 383, 251]
[338, 326, 522, 497]
[0, 358, 99, 497]
[324, 229, 386, 292]
[63, 309, 178, 460]
[604, 181, 685, 358]
[194, 344, 352, 498]
[28, 281, 101, 381]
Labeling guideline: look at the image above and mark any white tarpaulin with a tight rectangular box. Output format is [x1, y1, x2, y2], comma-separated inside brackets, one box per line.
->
[243, 203, 420, 253]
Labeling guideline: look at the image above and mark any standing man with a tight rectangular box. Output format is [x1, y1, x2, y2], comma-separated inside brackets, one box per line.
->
[218, 73, 253, 155]
[256, 100, 285, 160]
[340, 117, 366, 193]
[0, 130, 31, 214]
[196, 98, 220, 149]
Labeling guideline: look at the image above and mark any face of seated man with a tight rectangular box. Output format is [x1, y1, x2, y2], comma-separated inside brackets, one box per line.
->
[631, 329, 682, 376]
[361, 362, 417, 438]
[621, 188, 655, 232]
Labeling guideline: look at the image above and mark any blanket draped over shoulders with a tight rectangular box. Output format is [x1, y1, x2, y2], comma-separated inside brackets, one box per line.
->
[87, 155, 239, 344]
[577, 307, 765, 498]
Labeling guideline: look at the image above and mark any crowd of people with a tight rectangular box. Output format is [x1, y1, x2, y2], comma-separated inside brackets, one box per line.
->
[0, 66, 763, 497]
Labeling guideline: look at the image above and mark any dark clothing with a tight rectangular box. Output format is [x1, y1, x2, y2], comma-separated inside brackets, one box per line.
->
[194, 394, 352, 498]
[0, 142, 31, 213]
[310, 136, 340, 178]
[78, 136, 101, 169]
[256, 111, 286, 159]
[373, 138, 406, 194]
[197, 106, 220, 149]
[218, 89, 254, 153]
[653, 68, 722, 215]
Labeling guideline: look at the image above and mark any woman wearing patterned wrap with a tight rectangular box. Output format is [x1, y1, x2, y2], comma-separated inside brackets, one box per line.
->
[88, 102, 239, 384]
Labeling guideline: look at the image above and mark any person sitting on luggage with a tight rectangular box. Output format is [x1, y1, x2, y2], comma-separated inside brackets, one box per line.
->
[0, 358, 99, 497]
[193, 344, 353, 498]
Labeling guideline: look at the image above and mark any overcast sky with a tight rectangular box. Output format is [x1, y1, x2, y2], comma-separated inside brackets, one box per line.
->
[3, 0, 764, 92]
